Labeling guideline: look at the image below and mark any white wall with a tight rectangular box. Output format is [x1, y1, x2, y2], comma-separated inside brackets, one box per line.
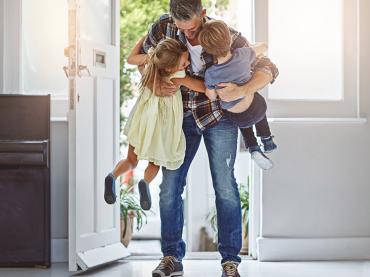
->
[50, 120, 69, 261]
[2, 0, 21, 93]
[257, 0, 370, 261]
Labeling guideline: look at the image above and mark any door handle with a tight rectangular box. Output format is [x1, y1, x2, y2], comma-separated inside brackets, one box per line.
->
[78, 65, 91, 77]
[63, 66, 69, 78]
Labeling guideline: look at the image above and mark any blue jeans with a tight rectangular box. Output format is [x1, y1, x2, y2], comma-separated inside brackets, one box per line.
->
[159, 114, 242, 264]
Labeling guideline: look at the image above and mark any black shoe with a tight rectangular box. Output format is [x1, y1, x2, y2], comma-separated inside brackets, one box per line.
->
[138, 179, 152, 210]
[221, 261, 240, 277]
[261, 135, 277, 153]
[152, 256, 183, 277]
[104, 173, 116, 204]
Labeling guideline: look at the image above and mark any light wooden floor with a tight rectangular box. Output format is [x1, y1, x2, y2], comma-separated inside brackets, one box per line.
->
[0, 259, 369, 277]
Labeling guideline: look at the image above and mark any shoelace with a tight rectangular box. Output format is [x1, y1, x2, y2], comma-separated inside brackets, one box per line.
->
[156, 256, 176, 272]
[222, 261, 238, 276]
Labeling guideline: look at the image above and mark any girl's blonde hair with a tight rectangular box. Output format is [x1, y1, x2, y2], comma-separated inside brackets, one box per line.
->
[140, 38, 188, 94]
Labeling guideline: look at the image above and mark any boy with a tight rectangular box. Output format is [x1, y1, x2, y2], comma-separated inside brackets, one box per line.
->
[199, 20, 277, 169]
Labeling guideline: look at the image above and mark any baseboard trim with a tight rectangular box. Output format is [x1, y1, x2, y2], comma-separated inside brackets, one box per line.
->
[257, 237, 370, 261]
[52, 238, 68, 263]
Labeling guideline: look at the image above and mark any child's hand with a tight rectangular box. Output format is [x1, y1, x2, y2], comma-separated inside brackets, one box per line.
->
[205, 88, 218, 101]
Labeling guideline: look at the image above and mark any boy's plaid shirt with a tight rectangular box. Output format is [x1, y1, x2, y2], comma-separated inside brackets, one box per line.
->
[141, 14, 279, 130]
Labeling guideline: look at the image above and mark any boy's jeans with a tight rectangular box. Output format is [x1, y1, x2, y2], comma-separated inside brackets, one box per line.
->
[159, 114, 242, 264]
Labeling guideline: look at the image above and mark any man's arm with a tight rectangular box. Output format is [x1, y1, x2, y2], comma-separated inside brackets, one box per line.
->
[171, 76, 206, 93]
[205, 88, 217, 101]
[127, 37, 147, 65]
[218, 30, 279, 102]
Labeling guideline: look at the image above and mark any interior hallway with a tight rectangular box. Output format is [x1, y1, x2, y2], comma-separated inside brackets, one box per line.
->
[0, 259, 369, 277]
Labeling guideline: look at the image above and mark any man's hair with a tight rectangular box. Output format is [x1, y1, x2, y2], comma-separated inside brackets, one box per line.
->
[198, 20, 231, 58]
[170, 0, 203, 21]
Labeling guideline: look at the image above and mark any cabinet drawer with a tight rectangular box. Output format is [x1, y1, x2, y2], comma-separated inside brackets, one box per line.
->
[0, 140, 48, 166]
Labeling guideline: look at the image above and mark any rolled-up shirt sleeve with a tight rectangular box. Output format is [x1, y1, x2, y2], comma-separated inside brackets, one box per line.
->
[251, 56, 279, 84]
[140, 18, 165, 54]
[230, 29, 279, 84]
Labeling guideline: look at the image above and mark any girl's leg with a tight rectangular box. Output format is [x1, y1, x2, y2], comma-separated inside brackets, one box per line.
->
[144, 162, 160, 183]
[112, 145, 138, 178]
[139, 162, 160, 211]
[104, 145, 138, 205]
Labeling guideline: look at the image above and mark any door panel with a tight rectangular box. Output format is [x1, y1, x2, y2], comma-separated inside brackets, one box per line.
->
[67, 0, 128, 271]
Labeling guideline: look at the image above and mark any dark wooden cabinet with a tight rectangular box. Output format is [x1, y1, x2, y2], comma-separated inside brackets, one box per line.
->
[0, 95, 51, 267]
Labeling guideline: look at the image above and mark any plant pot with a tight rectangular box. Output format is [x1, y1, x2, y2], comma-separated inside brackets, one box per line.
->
[121, 211, 135, 247]
[240, 219, 249, 255]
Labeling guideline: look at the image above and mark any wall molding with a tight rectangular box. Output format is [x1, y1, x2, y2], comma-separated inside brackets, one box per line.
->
[257, 237, 370, 261]
[268, 117, 368, 124]
[0, 0, 4, 92]
[52, 238, 68, 263]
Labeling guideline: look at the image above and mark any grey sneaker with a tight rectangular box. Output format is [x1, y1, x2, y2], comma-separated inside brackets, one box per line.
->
[221, 261, 240, 277]
[152, 256, 183, 277]
[250, 146, 273, 170]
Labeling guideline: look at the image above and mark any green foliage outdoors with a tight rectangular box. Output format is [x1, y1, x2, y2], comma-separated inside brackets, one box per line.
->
[119, 0, 229, 139]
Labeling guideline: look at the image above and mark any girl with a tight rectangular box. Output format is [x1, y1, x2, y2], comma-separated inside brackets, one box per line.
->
[104, 38, 205, 210]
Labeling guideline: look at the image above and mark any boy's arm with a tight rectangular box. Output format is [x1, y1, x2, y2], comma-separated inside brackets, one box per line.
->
[127, 36, 147, 65]
[252, 42, 268, 57]
[171, 76, 206, 93]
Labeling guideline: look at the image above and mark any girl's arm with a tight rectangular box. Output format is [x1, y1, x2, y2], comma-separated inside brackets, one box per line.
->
[251, 42, 268, 57]
[127, 36, 147, 65]
[171, 75, 206, 93]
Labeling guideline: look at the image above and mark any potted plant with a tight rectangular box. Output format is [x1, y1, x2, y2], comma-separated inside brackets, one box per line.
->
[239, 183, 249, 254]
[120, 181, 148, 247]
[206, 182, 249, 254]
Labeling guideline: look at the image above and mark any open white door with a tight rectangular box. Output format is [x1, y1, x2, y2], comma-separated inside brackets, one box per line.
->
[66, 0, 129, 271]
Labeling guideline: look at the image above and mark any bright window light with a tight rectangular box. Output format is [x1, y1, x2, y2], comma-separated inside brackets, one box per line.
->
[268, 0, 343, 101]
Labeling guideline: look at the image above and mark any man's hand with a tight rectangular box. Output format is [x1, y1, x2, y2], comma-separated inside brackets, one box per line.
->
[205, 88, 218, 101]
[217, 83, 246, 102]
[217, 71, 272, 102]
[154, 81, 179, 97]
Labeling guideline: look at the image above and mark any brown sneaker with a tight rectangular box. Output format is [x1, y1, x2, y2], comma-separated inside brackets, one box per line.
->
[221, 261, 240, 277]
[152, 256, 183, 277]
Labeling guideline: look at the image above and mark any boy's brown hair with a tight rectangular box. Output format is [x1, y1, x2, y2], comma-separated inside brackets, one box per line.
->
[198, 20, 231, 58]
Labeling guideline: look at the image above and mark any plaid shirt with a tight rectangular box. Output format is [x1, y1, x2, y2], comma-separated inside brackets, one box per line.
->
[142, 14, 279, 130]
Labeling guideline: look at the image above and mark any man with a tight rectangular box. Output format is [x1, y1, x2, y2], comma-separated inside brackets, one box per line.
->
[139, 1, 279, 276]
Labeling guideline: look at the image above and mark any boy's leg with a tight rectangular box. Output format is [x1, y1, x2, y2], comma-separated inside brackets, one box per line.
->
[240, 123, 273, 170]
[239, 126, 258, 149]
[159, 115, 202, 261]
[255, 116, 277, 153]
[203, 116, 242, 264]
[139, 162, 160, 211]
[254, 116, 271, 138]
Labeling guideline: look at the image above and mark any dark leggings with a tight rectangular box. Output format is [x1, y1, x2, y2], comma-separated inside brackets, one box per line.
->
[239, 116, 271, 148]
